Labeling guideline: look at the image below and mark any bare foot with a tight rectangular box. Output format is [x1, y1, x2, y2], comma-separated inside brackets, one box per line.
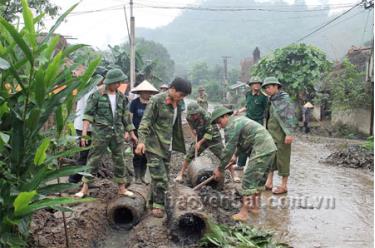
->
[118, 184, 135, 198]
[74, 183, 88, 198]
[174, 174, 184, 183]
[232, 211, 249, 222]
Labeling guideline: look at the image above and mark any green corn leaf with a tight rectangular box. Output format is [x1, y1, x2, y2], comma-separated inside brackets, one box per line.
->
[0, 17, 33, 64]
[38, 183, 78, 195]
[55, 105, 64, 135]
[79, 56, 102, 88]
[0, 233, 28, 247]
[34, 138, 51, 166]
[0, 131, 10, 144]
[26, 107, 41, 133]
[20, 166, 49, 191]
[33, 70, 45, 106]
[51, 206, 73, 212]
[14, 197, 95, 217]
[33, 12, 46, 25]
[44, 165, 90, 182]
[44, 51, 63, 88]
[0, 57, 10, 69]
[63, 44, 88, 57]
[44, 35, 61, 60]
[21, 0, 36, 48]
[13, 191, 37, 215]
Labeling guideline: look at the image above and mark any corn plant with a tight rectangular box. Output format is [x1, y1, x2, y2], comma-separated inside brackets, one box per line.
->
[0, 1, 101, 247]
[199, 220, 291, 248]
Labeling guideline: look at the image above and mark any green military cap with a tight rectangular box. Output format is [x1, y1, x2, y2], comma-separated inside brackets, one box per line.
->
[210, 106, 233, 124]
[104, 68, 128, 85]
[248, 76, 262, 85]
[187, 102, 201, 115]
[261, 76, 282, 88]
[199, 86, 205, 91]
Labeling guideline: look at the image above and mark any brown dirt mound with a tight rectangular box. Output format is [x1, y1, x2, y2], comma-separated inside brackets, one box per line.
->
[324, 144, 374, 171]
[29, 179, 118, 248]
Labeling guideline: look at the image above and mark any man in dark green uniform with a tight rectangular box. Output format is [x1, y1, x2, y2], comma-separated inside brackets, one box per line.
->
[197, 87, 208, 111]
[262, 77, 297, 195]
[233, 76, 268, 169]
[211, 106, 277, 222]
[174, 102, 224, 183]
[135, 77, 192, 218]
[75, 68, 137, 198]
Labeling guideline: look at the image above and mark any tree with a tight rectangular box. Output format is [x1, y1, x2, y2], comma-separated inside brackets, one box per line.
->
[104, 40, 173, 87]
[324, 58, 371, 110]
[188, 61, 210, 84]
[0, 0, 59, 23]
[134, 38, 175, 83]
[0, 2, 95, 246]
[252, 43, 331, 102]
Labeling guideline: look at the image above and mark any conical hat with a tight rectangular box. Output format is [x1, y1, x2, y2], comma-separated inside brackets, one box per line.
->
[303, 102, 314, 108]
[131, 80, 159, 93]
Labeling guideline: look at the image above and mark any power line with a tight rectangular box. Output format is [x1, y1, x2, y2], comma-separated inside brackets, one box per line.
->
[295, 1, 363, 42]
[133, 3, 355, 13]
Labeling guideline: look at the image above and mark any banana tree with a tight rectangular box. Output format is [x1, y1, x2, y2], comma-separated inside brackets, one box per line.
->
[0, 1, 99, 247]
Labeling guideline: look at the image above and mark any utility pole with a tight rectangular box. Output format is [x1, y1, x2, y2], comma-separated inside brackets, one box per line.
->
[222, 56, 231, 102]
[130, 0, 136, 90]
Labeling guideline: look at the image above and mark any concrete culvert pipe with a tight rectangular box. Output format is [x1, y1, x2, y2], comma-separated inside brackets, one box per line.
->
[107, 184, 150, 229]
[188, 156, 218, 188]
[167, 184, 208, 244]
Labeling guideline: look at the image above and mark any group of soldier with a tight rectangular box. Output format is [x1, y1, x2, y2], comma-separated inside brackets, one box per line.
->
[72, 67, 296, 222]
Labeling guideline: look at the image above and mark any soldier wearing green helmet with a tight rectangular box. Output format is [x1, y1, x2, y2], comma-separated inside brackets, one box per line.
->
[233, 76, 268, 170]
[174, 102, 224, 183]
[75, 68, 138, 198]
[197, 86, 208, 111]
[210, 106, 277, 222]
[262, 76, 297, 195]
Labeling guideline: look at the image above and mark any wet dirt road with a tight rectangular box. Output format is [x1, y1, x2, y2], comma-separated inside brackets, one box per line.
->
[99, 135, 373, 248]
[255, 135, 374, 248]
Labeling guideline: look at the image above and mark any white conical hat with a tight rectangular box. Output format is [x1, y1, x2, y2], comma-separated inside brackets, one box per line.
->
[304, 102, 314, 108]
[131, 80, 159, 93]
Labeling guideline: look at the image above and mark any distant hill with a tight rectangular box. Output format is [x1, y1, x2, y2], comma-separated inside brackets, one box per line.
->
[137, 0, 373, 70]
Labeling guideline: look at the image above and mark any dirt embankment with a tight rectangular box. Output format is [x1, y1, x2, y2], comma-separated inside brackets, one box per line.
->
[29, 179, 118, 248]
[324, 144, 374, 171]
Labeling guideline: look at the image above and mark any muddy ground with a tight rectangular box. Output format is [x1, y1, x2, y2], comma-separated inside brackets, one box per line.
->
[30, 131, 374, 248]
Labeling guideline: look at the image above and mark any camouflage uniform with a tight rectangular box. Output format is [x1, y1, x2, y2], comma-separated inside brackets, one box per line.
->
[185, 103, 223, 162]
[138, 92, 186, 209]
[197, 92, 208, 111]
[220, 116, 277, 195]
[237, 90, 268, 167]
[82, 87, 135, 184]
[265, 91, 297, 176]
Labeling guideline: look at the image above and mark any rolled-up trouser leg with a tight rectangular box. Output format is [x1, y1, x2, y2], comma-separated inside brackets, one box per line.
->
[110, 135, 129, 184]
[82, 136, 109, 183]
[133, 153, 147, 179]
[241, 152, 276, 196]
[274, 142, 291, 177]
[146, 152, 170, 209]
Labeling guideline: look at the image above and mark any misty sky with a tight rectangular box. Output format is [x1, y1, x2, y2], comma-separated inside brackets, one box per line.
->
[46, 0, 361, 49]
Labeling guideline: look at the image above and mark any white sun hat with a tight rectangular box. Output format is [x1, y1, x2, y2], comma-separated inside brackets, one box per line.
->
[131, 80, 159, 94]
